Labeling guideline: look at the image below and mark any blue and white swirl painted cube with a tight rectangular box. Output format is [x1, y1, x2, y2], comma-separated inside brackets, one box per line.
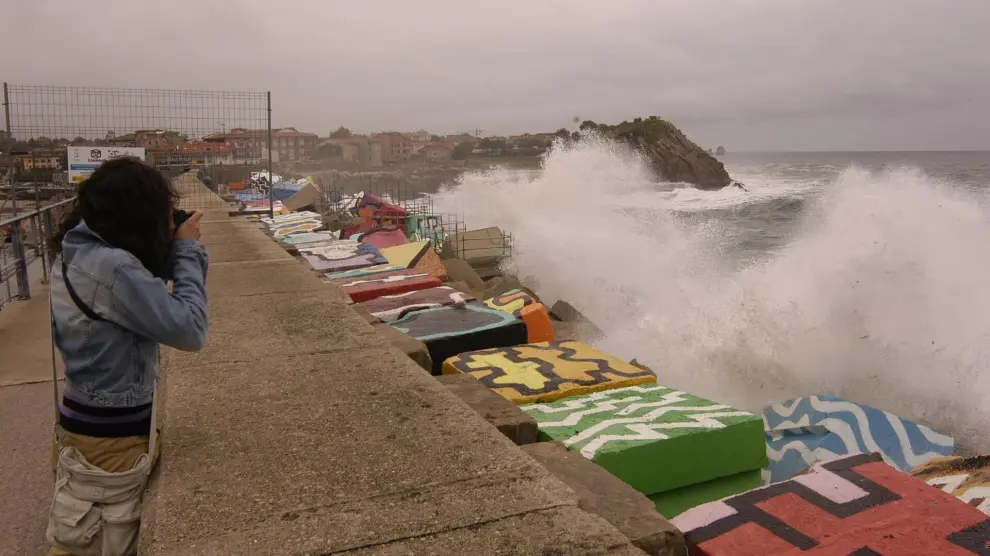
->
[762, 395, 954, 484]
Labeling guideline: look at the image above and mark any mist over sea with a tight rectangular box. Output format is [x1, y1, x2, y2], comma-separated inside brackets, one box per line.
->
[434, 141, 990, 453]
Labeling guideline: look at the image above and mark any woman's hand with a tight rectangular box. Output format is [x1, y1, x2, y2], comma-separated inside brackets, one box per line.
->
[175, 211, 203, 241]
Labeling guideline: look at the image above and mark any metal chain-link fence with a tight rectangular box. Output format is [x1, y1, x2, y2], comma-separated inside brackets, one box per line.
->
[2, 84, 272, 213]
[0, 84, 272, 308]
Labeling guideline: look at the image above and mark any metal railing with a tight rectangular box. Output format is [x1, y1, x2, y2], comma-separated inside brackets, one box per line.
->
[0, 197, 74, 310]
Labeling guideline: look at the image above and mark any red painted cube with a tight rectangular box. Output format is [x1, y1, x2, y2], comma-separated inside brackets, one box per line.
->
[332, 269, 442, 303]
[671, 453, 990, 555]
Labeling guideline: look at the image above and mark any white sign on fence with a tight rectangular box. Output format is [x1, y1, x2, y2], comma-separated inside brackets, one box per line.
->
[67, 147, 146, 183]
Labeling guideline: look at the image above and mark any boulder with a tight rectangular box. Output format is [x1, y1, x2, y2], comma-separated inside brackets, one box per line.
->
[481, 275, 525, 300]
[443, 258, 485, 296]
[523, 441, 686, 556]
[549, 299, 586, 322]
[552, 319, 604, 343]
[549, 300, 605, 341]
[283, 183, 320, 212]
[582, 118, 732, 190]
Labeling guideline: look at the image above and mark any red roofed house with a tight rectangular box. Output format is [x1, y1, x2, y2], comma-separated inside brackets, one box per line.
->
[147, 141, 233, 168]
[203, 127, 317, 164]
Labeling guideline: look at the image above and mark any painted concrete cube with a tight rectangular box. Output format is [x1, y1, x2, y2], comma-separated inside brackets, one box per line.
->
[265, 212, 323, 237]
[324, 265, 405, 281]
[380, 240, 431, 269]
[763, 395, 955, 484]
[356, 286, 475, 322]
[279, 231, 338, 245]
[390, 302, 528, 375]
[360, 227, 409, 249]
[672, 453, 990, 556]
[443, 341, 655, 405]
[332, 269, 441, 303]
[300, 241, 389, 273]
[649, 469, 764, 520]
[483, 291, 555, 343]
[913, 455, 990, 516]
[411, 248, 448, 281]
[484, 289, 537, 317]
[523, 383, 765, 495]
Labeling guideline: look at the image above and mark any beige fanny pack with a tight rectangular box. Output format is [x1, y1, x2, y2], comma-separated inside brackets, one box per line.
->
[47, 256, 159, 556]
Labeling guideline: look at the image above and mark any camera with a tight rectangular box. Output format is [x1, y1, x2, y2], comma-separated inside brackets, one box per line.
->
[173, 209, 193, 227]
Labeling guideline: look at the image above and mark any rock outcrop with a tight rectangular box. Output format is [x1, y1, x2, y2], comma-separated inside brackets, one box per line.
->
[715, 146, 726, 156]
[579, 117, 732, 190]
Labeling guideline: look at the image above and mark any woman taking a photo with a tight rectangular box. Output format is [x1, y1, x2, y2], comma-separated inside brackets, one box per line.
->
[46, 158, 208, 555]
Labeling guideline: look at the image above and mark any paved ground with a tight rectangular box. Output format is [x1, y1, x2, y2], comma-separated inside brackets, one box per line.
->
[0, 273, 63, 556]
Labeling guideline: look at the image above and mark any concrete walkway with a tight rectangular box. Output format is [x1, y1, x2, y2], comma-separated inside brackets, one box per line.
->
[0, 275, 65, 556]
[144, 178, 645, 554]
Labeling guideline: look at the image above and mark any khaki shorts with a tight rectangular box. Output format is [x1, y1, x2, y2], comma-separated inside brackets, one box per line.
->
[47, 431, 161, 556]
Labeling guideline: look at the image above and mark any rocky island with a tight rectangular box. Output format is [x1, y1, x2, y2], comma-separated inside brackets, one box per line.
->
[577, 117, 733, 190]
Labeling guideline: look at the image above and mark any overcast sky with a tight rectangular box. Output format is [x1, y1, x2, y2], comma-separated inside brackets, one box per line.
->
[2, 0, 989, 151]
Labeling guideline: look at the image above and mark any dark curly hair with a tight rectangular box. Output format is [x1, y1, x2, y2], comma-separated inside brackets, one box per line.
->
[52, 157, 178, 278]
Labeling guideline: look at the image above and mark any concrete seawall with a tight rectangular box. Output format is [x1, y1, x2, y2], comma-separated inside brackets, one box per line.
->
[139, 178, 646, 554]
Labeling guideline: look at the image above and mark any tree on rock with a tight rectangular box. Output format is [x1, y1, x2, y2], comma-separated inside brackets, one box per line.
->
[579, 120, 600, 132]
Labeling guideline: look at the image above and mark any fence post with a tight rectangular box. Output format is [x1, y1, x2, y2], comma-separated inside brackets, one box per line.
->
[2, 83, 15, 218]
[9, 222, 30, 300]
[41, 209, 53, 284]
[266, 91, 273, 218]
[28, 186, 40, 257]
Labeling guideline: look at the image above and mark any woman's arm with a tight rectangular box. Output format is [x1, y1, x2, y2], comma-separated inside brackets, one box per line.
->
[108, 238, 209, 351]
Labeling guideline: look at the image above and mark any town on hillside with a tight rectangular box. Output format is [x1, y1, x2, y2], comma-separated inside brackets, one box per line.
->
[0, 126, 563, 188]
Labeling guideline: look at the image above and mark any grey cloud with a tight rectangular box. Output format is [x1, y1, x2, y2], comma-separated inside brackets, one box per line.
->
[2, 0, 989, 150]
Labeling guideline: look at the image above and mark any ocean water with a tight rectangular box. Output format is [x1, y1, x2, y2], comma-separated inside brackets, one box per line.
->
[433, 139, 990, 453]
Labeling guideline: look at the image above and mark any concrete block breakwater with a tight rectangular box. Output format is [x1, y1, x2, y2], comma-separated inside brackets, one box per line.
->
[141, 175, 986, 555]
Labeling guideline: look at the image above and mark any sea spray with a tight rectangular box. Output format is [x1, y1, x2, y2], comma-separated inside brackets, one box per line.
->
[434, 137, 990, 453]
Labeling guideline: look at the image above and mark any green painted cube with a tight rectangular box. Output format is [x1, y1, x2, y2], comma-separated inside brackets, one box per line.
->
[648, 468, 764, 519]
[522, 384, 767, 495]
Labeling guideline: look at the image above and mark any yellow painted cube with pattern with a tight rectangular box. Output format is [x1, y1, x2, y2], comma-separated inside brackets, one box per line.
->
[441, 340, 657, 405]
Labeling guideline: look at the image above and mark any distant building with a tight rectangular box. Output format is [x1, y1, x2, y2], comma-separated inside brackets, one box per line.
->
[12, 148, 65, 171]
[368, 141, 383, 167]
[148, 141, 233, 168]
[443, 133, 476, 144]
[320, 137, 383, 168]
[109, 129, 186, 149]
[407, 129, 430, 142]
[372, 132, 412, 162]
[338, 141, 361, 163]
[272, 128, 318, 161]
[423, 144, 453, 162]
[204, 127, 316, 164]
[0, 154, 12, 178]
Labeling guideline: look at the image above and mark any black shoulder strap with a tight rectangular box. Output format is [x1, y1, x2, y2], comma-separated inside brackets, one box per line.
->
[61, 258, 106, 322]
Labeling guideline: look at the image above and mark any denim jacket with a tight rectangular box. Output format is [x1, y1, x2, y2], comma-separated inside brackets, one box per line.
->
[51, 220, 209, 408]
